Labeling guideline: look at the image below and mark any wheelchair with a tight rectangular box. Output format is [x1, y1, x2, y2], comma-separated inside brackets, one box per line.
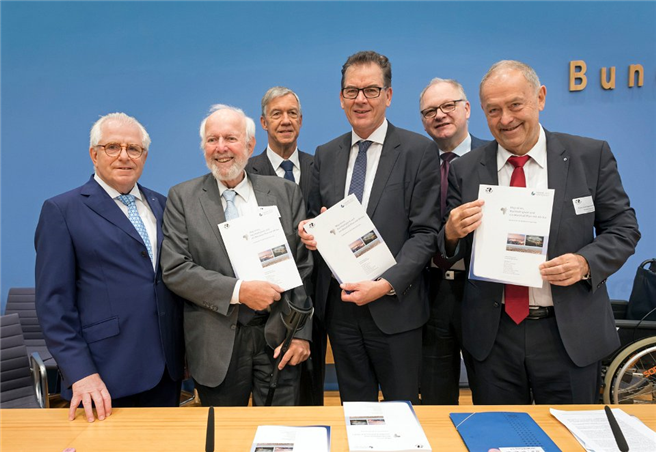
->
[600, 259, 656, 404]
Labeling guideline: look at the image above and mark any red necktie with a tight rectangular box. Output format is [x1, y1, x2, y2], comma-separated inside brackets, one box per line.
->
[505, 155, 531, 324]
[432, 152, 457, 268]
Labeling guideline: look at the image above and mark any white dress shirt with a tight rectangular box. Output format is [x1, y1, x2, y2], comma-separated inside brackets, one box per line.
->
[94, 174, 157, 270]
[496, 125, 553, 307]
[266, 146, 301, 184]
[344, 119, 388, 210]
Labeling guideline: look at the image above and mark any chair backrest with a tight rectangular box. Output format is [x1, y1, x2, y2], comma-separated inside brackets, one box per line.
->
[0, 313, 42, 408]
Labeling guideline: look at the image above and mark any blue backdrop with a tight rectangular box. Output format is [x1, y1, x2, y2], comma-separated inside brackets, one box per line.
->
[2, 1, 654, 311]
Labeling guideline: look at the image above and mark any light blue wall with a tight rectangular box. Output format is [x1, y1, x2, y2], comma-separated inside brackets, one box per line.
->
[2, 1, 655, 310]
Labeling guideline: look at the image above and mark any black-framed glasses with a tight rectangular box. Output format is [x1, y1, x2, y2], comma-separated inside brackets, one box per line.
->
[95, 142, 145, 159]
[420, 99, 464, 119]
[341, 86, 386, 99]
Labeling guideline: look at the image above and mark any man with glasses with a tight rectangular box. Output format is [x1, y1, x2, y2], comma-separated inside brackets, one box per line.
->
[35, 113, 184, 422]
[418, 78, 489, 405]
[299, 51, 440, 403]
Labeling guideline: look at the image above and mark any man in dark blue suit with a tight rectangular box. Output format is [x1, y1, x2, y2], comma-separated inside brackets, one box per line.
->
[418, 78, 489, 405]
[35, 113, 184, 422]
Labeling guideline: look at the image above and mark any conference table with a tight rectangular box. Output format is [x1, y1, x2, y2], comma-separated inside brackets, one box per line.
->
[1, 404, 654, 451]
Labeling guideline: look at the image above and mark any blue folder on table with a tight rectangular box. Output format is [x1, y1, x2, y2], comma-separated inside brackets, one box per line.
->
[450, 412, 561, 452]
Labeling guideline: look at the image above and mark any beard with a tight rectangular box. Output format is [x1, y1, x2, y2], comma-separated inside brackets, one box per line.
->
[205, 153, 247, 183]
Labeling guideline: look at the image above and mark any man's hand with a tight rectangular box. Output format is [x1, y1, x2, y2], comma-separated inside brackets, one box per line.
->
[69, 373, 112, 422]
[540, 253, 590, 286]
[273, 339, 310, 370]
[239, 281, 284, 311]
[444, 199, 484, 254]
[340, 278, 393, 306]
[298, 207, 327, 251]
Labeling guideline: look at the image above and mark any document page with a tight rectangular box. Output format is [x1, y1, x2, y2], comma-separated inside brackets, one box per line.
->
[249, 425, 330, 452]
[219, 207, 302, 291]
[471, 185, 554, 288]
[343, 401, 431, 452]
[551, 408, 656, 452]
[303, 194, 396, 284]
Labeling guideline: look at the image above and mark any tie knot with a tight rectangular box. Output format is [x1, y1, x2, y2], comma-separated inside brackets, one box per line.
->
[117, 194, 136, 207]
[358, 140, 373, 154]
[441, 152, 457, 163]
[280, 160, 294, 172]
[222, 189, 237, 202]
[508, 155, 530, 169]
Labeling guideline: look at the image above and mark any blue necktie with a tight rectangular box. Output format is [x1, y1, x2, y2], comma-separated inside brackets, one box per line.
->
[348, 140, 372, 203]
[222, 189, 239, 220]
[280, 160, 295, 182]
[117, 194, 153, 263]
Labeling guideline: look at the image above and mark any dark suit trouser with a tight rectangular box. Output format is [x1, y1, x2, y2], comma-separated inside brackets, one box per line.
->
[194, 322, 300, 407]
[421, 269, 477, 405]
[112, 366, 181, 408]
[299, 314, 327, 406]
[473, 311, 601, 405]
[326, 279, 421, 404]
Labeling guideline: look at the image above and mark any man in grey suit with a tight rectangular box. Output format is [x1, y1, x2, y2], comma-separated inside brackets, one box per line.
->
[418, 78, 489, 405]
[161, 105, 312, 406]
[246, 86, 314, 206]
[439, 60, 640, 404]
[300, 51, 441, 403]
[247, 86, 324, 406]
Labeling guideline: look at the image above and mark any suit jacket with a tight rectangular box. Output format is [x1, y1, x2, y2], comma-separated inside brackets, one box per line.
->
[469, 134, 488, 153]
[34, 176, 184, 400]
[309, 122, 441, 334]
[246, 149, 314, 206]
[160, 173, 312, 387]
[439, 130, 640, 367]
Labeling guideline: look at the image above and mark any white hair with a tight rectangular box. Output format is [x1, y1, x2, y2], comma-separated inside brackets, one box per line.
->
[89, 112, 151, 149]
[199, 104, 256, 149]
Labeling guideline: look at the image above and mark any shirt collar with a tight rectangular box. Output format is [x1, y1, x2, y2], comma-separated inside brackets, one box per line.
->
[351, 118, 388, 147]
[266, 146, 300, 170]
[94, 173, 142, 201]
[439, 133, 472, 158]
[216, 171, 253, 202]
[497, 125, 547, 172]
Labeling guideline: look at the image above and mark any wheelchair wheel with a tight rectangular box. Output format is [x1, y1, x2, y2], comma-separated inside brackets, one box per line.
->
[602, 337, 656, 404]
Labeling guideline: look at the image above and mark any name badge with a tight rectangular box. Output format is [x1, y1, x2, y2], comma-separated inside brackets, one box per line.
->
[572, 196, 595, 215]
[258, 205, 281, 218]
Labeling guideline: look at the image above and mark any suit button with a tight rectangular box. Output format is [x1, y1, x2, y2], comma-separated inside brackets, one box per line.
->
[493, 302, 500, 308]
[231, 324, 236, 330]
[141, 251, 148, 257]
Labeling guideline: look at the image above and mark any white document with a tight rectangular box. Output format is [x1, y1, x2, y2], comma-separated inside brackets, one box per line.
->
[249, 425, 330, 452]
[303, 194, 396, 284]
[471, 185, 554, 288]
[550, 408, 656, 452]
[343, 401, 431, 452]
[218, 209, 302, 291]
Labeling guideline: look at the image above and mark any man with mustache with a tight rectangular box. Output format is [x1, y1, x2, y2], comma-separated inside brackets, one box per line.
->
[161, 105, 312, 406]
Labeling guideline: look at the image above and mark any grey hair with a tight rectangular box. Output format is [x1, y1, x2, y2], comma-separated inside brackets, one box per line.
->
[89, 112, 151, 150]
[479, 60, 542, 97]
[261, 86, 302, 117]
[419, 78, 468, 107]
[199, 104, 256, 148]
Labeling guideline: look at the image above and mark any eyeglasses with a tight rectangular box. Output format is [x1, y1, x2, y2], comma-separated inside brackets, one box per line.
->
[420, 99, 464, 119]
[341, 86, 386, 100]
[95, 142, 145, 159]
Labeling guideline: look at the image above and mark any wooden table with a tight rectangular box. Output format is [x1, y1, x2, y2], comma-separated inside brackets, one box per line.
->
[1, 405, 654, 451]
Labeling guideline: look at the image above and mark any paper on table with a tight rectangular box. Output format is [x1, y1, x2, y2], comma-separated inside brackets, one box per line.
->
[218, 207, 302, 291]
[471, 185, 554, 288]
[550, 408, 656, 452]
[303, 194, 396, 284]
[249, 425, 330, 452]
[343, 401, 431, 452]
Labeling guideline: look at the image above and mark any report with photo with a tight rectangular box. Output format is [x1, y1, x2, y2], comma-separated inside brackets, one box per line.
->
[219, 208, 302, 291]
[470, 184, 554, 288]
[303, 194, 396, 284]
[249, 425, 330, 452]
[343, 401, 431, 452]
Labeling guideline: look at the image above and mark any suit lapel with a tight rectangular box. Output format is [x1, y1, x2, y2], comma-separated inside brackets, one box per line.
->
[251, 174, 277, 206]
[332, 135, 351, 205]
[477, 142, 500, 186]
[199, 174, 230, 256]
[298, 151, 314, 196]
[545, 131, 569, 258]
[81, 177, 145, 247]
[367, 124, 401, 217]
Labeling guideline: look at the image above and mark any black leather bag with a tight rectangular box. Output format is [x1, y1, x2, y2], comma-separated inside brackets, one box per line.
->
[625, 259, 656, 321]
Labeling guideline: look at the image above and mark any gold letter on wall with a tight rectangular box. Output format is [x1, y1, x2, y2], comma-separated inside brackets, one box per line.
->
[569, 60, 587, 91]
[628, 64, 644, 87]
[601, 66, 616, 90]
